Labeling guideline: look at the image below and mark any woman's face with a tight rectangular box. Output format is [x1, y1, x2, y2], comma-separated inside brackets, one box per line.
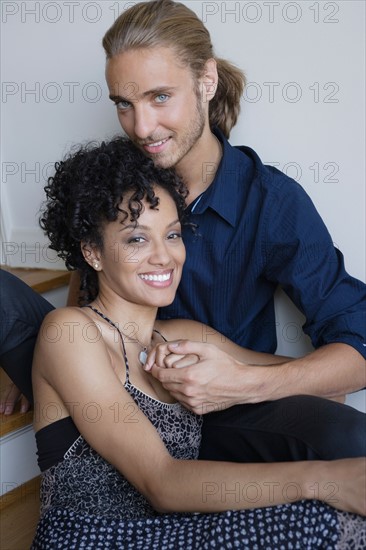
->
[93, 187, 186, 308]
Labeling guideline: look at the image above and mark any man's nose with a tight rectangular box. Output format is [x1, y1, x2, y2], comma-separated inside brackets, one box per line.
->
[134, 105, 158, 140]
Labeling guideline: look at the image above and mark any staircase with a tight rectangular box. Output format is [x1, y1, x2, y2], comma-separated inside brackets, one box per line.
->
[0, 267, 71, 550]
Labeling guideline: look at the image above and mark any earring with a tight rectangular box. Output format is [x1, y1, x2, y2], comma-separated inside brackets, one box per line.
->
[93, 262, 100, 270]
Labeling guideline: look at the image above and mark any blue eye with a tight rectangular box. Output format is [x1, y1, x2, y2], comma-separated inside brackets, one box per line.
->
[116, 100, 131, 110]
[155, 94, 169, 103]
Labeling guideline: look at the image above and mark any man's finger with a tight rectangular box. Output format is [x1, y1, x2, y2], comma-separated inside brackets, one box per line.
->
[167, 340, 208, 357]
[0, 384, 21, 415]
[168, 354, 200, 369]
[19, 395, 31, 413]
[149, 363, 184, 385]
[162, 353, 186, 368]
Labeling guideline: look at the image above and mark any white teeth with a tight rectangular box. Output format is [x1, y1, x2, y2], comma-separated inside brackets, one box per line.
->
[140, 273, 171, 282]
[148, 138, 168, 148]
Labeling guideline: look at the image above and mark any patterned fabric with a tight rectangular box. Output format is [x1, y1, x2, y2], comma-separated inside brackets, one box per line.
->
[31, 499, 366, 549]
[337, 511, 366, 549]
[31, 307, 366, 547]
[39, 384, 202, 520]
[32, 379, 366, 549]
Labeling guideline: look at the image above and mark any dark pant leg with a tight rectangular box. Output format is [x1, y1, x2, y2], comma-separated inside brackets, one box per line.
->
[1, 339, 40, 404]
[199, 395, 366, 462]
[0, 270, 54, 403]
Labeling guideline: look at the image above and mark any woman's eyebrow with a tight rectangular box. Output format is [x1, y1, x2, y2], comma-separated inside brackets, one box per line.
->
[119, 219, 180, 232]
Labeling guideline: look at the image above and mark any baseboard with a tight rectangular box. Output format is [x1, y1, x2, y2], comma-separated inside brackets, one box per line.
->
[0, 425, 40, 496]
[0, 476, 40, 511]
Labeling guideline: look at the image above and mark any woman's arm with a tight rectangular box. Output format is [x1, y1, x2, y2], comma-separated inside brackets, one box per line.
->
[156, 456, 366, 516]
[33, 309, 365, 516]
[154, 319, 291, 365]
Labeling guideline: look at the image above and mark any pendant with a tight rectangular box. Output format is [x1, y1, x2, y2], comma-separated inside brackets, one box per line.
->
[139, 349, 148, 365]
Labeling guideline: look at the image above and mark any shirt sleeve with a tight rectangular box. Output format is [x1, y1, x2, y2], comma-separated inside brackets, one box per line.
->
[262, 172, 366, 359]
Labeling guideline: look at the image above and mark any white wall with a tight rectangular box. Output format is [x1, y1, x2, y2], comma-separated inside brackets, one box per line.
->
[0, 3, 365, 496]
[1, 2, 364, 350]
[0, 285, 69, 497]
[1, 0, 364, 279]
[2, 0, 364, 370]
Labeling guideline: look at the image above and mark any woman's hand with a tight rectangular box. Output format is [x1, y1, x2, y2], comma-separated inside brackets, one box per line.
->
[145, 341, 200, 370]
[313, 458, 366, 516]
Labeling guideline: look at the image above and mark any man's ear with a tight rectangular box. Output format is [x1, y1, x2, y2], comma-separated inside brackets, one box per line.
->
[201, 58, 218, 103]
[81, 242, 102, 272]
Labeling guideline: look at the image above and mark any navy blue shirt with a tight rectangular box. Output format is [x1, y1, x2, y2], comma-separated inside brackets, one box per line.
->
[159, 130, 366, 358]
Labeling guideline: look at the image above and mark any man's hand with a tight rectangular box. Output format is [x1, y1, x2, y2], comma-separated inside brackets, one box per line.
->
[146, 340, 200, 369]
[145, 340, 247, 414]
[0, 380, 31, 415]
[144, 340, 358, 412]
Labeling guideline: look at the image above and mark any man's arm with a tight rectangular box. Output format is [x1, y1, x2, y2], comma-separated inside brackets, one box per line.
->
[261, 175, 366, 376]
[257, 343, 365, 401]
[146, 340, 365, 414]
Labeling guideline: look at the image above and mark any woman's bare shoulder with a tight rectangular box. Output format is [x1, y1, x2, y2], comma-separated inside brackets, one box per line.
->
[42, 306, 91, 324]
[40, 306, 99, 335]
[36, 306, 103, 354]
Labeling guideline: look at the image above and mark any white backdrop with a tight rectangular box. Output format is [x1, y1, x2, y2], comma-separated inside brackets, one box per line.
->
[1, 0, 365, 281]
[1, 0, 365, 432]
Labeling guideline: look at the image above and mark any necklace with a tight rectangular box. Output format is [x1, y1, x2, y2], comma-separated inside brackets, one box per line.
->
[85, 305, 160, 365]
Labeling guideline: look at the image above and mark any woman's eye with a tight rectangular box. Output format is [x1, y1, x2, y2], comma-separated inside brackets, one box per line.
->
[167, 232, 182, 240]
[127, 236, 145, 244]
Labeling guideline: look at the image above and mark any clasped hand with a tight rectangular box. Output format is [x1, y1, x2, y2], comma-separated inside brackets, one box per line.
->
[144, 341, 244, 414]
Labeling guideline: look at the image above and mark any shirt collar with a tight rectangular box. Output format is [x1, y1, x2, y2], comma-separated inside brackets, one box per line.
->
[190, 128, 252, 226]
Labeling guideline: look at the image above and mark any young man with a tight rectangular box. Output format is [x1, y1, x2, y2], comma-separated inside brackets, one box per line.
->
[2, 0, 365, 461]
[99, 0, 366, 460]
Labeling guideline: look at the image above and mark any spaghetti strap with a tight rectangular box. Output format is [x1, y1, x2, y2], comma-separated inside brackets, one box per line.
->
[83, 305, 166, 383]
[83, 305, 132, 383]
[152, 328, 167, 342]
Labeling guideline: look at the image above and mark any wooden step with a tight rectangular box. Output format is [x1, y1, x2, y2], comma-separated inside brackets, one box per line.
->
[0, 269, 69, 547]
[0, 477, 40, 550]
[0, 367, 34, 436]
[1, 265, 71, 294]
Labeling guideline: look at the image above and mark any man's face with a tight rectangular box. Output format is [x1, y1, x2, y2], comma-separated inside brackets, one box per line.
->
[105, 47, 208, 170]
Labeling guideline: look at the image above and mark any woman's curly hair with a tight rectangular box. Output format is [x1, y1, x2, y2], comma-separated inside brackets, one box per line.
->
[40, 137, 188, 304]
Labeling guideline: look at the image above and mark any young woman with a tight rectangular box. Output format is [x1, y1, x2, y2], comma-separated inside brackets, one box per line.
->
[31, 138, 365, 548]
